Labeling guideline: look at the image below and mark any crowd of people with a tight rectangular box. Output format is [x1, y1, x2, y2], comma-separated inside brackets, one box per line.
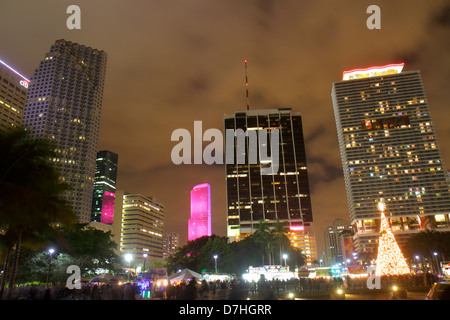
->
[160, 272, 442, 300]
[164, 278, 252, 300]
[344, 273, 439, 290]
[3, 282, 141, 300]
[151, 272, 442, 300]
[1, 272, 441, 300]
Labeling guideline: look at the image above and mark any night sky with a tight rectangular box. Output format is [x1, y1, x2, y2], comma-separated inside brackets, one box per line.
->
[1, 0, 450, 254]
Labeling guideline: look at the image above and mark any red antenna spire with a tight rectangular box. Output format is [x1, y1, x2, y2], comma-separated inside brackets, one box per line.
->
[245, 59, 249, 110]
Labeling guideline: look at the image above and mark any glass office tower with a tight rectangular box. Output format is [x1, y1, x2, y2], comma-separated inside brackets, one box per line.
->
[332, 63, 450, 254]
[224, 108, 316, 263]
[22, 39, 107, 223]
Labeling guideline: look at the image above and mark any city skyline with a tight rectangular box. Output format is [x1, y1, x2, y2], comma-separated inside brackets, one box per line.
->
[1, 1, 450, 254]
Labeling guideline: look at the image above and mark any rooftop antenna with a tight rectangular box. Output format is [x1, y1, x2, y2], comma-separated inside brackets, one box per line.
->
[244, 59, 249, 110]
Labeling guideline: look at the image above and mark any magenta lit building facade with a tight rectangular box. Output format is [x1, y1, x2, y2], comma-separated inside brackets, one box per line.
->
[188, 183, 211, 241]
[100, 192, 115, 224]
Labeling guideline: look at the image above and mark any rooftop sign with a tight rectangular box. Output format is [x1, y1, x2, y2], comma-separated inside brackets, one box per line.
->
[342, 63, 405, 81]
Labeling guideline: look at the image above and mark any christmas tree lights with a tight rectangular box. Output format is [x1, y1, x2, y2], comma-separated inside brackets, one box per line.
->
[375, 200, 411, 276]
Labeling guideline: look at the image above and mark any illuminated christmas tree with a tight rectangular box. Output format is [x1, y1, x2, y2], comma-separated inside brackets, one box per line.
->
[375, 200, 411, 276]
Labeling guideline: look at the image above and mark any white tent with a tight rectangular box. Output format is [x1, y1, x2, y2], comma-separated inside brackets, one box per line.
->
[168, 269, 201, 284]
[90, 273, 119, 283]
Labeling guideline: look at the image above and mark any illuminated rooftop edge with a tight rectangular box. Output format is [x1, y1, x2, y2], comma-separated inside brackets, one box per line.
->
[0, 59, 30, 82]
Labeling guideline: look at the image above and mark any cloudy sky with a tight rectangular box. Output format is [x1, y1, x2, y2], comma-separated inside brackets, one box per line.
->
[1, 0, 449, 254]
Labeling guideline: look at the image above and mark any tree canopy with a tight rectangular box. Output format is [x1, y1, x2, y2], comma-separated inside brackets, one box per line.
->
[15, 224, 120, 284]
[166, 231, 306, 276]
[405, 230, 450, 260]
[0, 128, 76, 297]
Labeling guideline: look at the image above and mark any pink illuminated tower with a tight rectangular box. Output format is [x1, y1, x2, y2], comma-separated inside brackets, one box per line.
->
[100, 192, 115, 224]
[188, 183, 212, 241]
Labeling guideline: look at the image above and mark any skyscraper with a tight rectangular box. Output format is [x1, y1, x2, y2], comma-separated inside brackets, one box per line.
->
[332, 63, 450, 254]
[188, 183, 212, 241]
[0, 59, 29, 132]
[91, 150, 118, 223]
[114, 192, 165, 262]
[224, 108, 316, 261]
[22, 39, 107, 223]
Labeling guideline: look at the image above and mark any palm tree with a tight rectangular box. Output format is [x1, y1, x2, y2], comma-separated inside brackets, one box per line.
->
[0, 128, 76, 298]
[271, 219, 289, 265]
[253, 219, 274, 265]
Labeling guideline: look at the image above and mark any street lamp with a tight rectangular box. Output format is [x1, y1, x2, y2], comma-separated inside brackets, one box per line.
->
[283, 254, 288, 266]
[125, 253, 132, 267]
[213, 255, 218, 273]
[46, 248, 55, 287]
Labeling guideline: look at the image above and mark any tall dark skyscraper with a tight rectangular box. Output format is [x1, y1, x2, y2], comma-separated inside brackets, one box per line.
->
[91, 150, 118, 223]
[224, 108, 317, 263]
[332, 63, 450, 254]
[22, 39, 107, 223]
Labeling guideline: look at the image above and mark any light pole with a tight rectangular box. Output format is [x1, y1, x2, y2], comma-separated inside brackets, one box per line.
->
[125, 253, 132, 267]
[143, 253, 148, 274]
[125, 253, 133, 281]
[283, 254, 288, 266]
[433, 252, 441, 275]
[46, 248, 55, 287]
[213, 255, 218, 273]
[415, 255, 421, 273]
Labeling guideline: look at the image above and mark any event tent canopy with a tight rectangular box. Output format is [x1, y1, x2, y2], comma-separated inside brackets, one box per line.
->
[168, 269, 201, 283]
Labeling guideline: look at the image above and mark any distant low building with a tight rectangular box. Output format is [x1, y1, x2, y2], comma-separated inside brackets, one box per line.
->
[323, 218, 353, 267]
[163, 232, 179, 257]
